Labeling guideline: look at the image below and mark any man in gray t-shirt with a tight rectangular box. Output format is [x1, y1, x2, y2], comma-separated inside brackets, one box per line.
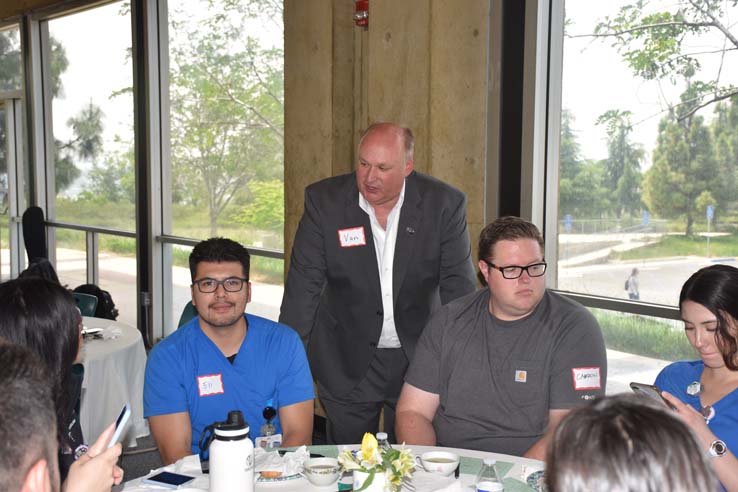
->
[396, 217, 606, 460]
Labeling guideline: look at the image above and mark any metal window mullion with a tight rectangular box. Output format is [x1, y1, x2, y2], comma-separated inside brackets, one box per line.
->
[6, 98, 24, 277]
[86, 230, 99, 285]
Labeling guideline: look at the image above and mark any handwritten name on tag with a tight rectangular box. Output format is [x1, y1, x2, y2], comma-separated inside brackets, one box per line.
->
[197, 374, 224, 397]
[571, 367, 601, 390]
[338, 226, 366, 248]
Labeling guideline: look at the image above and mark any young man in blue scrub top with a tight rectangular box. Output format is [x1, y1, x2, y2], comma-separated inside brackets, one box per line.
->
[144, 237, 314, 465]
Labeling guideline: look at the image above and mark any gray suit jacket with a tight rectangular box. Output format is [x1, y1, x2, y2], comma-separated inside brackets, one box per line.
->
[279, 171, 477, 396]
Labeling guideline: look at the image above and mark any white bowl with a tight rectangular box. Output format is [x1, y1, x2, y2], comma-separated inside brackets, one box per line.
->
[418, 451, 459, 476]
[302, 457, 341, 486]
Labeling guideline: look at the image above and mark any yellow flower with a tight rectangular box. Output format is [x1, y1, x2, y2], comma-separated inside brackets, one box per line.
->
[359, 433, 378, 461]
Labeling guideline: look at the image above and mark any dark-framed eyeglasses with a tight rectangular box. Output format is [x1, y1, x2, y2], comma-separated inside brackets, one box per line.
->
[483, 260, 547, 279]
[192, 277, 248, 293]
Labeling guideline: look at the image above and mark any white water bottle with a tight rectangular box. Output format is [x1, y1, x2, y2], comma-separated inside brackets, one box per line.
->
[209, 411, 254, 492]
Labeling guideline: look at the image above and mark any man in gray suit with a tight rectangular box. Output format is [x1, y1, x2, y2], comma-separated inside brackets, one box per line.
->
[280, 122, 477, 444]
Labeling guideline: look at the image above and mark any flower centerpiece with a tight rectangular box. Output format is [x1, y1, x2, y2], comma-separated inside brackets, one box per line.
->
[338, 433, 415, 492]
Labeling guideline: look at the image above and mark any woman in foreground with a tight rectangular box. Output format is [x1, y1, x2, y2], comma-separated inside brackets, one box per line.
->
[546, 394, 715, 492]
[0, 277, 123, 491]
[655, 264, 738, 492]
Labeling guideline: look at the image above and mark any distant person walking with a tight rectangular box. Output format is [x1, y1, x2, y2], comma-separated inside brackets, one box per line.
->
[626, 268, 640, 300]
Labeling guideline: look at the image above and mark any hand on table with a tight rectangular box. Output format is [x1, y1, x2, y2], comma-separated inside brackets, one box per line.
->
[62, 422, 124, 492]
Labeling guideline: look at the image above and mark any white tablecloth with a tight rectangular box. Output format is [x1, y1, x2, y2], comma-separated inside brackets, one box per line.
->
[121, 444, 543, 491]
[79, 316, 149, 448]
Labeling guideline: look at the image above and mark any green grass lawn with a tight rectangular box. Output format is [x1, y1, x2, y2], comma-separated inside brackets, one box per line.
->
[592, 309, 695, 361]
[613, 234, 738, 261]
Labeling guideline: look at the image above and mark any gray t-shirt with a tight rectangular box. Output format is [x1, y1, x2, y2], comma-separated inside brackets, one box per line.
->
[405, 288, 606, 455]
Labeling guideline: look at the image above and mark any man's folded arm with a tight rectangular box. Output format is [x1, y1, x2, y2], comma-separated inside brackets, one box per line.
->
[279, 400, 314, 446]
[148, 412, 193, 465]
[395, 383, 440, 445]
[523, 408, 569, 461]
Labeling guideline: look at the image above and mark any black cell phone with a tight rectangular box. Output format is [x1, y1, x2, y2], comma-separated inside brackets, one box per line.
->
[630, 382, 677, 410]
[277, 449, 324, 458]
[142, 471, 195, 489]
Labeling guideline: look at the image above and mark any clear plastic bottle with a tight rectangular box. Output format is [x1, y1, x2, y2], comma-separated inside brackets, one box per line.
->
[376, 432, 392, 451]
[475, 458, 504, 491]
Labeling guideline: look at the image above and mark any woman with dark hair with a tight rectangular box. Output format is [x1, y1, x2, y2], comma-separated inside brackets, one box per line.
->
[546, 394, 715, 492]
[656, 264, 738, 492]
[0, 277, 123, 490]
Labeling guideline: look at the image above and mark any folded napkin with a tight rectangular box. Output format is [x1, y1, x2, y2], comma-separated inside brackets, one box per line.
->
[254, 445, 310, 477]
[409, 469, 459, 492]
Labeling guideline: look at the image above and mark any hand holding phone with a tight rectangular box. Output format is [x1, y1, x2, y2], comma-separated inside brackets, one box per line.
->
[630, 382, 677, 410]
[107, 403, 132, 449]
[142, 471, 195, 489]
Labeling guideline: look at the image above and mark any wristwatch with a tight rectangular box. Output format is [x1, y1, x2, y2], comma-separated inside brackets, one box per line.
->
[708, 439, 727, 458]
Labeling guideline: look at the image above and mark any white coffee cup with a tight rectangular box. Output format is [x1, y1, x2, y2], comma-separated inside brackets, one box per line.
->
[476, 481, 504, 492]
[302, 457, 341, 486]
[417, 451, 459, 476]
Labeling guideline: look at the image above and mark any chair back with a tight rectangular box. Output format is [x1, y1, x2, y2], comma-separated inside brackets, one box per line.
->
[73, 292, 98, 317]
[178, 301, 198, 328]
[22, 206, 48, 263]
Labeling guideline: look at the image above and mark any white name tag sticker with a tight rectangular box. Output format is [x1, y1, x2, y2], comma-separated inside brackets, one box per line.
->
[572, 367, 601, 391]
[197, 374, 224, 397]
[338, 226, 366, 248]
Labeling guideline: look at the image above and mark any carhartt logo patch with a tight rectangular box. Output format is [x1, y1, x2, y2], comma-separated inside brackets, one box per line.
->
[338, 226, 366, 248]
[515, 370, 527, 383]
[572, 367, 601, 390]
[197, 374, 224, 396]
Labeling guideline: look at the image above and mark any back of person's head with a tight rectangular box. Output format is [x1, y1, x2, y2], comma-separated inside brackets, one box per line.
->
[0, 343, 59, 492]
[19, 258, 61, 285]
[679, 264, 738, 369]
[478, 216, 545, 261]
[0, 277, 80, 447]
[189, 237, 251, 282]
[546, 394, 716, 492]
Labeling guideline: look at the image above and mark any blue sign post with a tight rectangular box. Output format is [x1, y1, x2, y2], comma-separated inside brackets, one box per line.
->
[642, 211, 650, 226]
[564, 214, 572, 232]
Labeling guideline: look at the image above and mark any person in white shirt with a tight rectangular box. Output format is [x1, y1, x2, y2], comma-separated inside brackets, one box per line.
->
[280, 122, 477, 444]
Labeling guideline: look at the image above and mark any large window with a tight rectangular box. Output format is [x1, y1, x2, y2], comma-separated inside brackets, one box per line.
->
[166, 0, 284, 324]
[45, 2, 136, 325]
[545, 0, 738, 385]
[0, 24, 24, 280]
[556, 0, 738, 307]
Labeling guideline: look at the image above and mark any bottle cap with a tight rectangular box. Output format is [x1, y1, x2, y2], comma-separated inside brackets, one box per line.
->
[483, 458, 496, 465]
[376, 432, 388, 440]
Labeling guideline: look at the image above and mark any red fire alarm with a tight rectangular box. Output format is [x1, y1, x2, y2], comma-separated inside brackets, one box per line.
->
[354, 0, 369, 28]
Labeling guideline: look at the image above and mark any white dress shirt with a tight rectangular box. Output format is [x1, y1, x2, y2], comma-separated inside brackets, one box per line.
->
[358, 181, 406, 348]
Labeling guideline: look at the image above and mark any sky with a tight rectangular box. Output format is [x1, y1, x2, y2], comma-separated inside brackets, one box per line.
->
[562, 0, 738, 167]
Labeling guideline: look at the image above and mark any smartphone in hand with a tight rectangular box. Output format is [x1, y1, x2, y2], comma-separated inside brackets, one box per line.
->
[630, 382, 677, 410]
[107, 403, 132, 448]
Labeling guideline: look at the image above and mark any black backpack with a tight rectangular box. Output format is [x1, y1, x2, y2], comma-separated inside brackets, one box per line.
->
[73, 284, 119, 320]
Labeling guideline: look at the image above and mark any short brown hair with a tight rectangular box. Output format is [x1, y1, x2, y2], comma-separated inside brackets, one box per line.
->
[478, 216, 544, 261]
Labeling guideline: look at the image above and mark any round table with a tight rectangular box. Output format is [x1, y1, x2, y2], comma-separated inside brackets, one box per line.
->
[120, 444, 543, 491]
[79, 316, 149, 448]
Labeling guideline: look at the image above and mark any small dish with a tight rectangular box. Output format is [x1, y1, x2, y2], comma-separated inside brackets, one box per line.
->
[526, 469, 546, 491]
[256, 472, 302, 482]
